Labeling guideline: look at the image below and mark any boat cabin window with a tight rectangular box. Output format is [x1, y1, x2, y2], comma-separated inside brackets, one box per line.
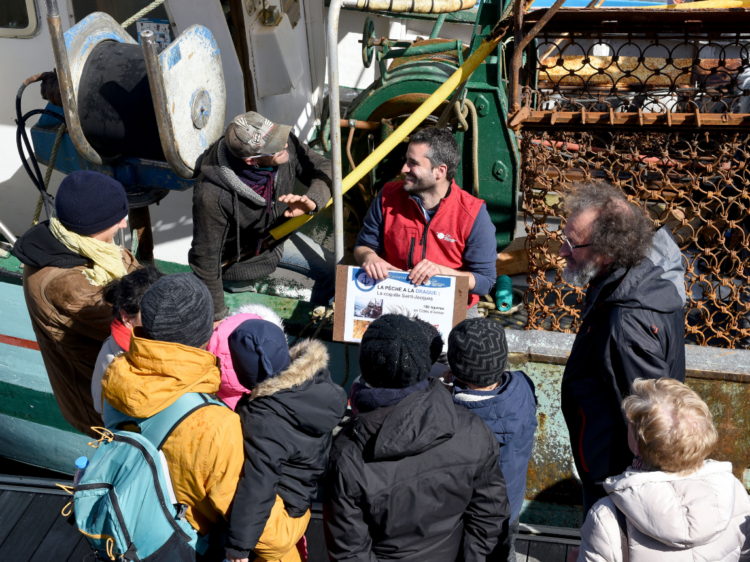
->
[0, 0, 38, 38]
[68, 0, 175, 43]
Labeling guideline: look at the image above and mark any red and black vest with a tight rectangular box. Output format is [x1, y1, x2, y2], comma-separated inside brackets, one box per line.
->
[380, 180, 485, 308]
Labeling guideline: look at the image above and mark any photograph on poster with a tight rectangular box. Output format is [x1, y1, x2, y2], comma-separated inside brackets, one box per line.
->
[354, 296, 384, 319]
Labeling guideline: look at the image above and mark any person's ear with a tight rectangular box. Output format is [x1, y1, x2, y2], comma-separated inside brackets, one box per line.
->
[433, 163, 448, 182]
[244, 156, 257, 166]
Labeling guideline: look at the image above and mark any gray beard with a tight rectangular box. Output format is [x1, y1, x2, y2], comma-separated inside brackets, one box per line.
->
[563, 259, 601, 287]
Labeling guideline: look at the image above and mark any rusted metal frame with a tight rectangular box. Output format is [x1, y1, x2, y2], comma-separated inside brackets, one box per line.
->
[510, 0, 568, 114]
[520, 110, 750, 127]
[44, 0, 111, 166]
[140, 30, 194, 180]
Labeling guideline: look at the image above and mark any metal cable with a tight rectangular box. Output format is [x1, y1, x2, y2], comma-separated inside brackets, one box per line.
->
[32, 123, 67, 226]
[120, 0, 167, 29]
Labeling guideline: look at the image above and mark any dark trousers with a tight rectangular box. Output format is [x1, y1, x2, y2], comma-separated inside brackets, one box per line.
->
[489, 515, 520, 562]
[581, 477, 608, 522]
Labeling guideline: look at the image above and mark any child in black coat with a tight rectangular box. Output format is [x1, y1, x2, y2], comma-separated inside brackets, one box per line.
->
[224, 320, 348, 561]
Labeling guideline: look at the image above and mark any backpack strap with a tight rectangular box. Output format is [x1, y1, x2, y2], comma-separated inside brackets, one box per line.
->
[613, 504, 629, 562]
[103, 393, 228, 451]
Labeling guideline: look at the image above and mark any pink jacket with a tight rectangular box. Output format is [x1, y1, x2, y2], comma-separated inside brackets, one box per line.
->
[207, 304, 286, 410]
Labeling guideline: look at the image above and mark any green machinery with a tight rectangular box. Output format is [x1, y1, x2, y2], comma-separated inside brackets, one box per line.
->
[317, 0, 520, 251]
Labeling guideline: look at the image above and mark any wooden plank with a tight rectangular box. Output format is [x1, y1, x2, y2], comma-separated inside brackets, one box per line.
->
[516, 538, 530, 562]
[0, 493, 66, 562]
[66, 536, 94, 562]
[527, 539, 568, 562]
[0, 490, 35, 548]
[29, 502, 82, 562]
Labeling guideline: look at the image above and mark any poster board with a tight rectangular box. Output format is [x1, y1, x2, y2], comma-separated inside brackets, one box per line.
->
[333, 265, 469, 351]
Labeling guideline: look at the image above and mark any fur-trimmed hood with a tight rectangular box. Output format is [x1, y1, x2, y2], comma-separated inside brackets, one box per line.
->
[242, 338, 347, 436]
[252, 339, 327, 399]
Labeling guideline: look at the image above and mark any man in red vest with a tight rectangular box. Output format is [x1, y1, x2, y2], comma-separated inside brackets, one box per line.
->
[353, 127, 497, 316]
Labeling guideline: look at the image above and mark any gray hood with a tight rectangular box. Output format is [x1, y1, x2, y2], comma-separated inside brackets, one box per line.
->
[604, 460, 738, 548]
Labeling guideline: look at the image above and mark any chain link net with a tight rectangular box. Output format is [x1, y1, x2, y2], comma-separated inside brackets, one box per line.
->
[521, 129, 750, 348]
[518, 25, 750, 348]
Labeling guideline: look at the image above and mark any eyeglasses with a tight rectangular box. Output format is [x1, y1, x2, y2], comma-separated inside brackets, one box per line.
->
[560, 232, 592, 251]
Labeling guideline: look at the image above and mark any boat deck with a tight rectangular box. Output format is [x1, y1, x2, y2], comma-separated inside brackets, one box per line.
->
[0, 475, 580, 562]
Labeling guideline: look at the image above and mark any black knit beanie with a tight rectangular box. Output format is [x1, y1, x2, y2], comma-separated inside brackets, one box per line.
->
[359, 314, 443, 389]
[448, 318, 508, 387]
[140, 273, 214, 349]
[55, 171, 129, 235]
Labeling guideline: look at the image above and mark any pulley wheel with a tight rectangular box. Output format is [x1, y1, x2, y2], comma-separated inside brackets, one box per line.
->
[362, 17, 375, 69]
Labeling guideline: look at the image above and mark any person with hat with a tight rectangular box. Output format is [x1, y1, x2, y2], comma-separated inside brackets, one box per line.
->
[323, 314, 510, 562]
[223, 320, 347, 562]
[189, 112, 335, 324]
[102, 273, 311, 562]
[447, 318, 538, 562]
[12, 170, 139, 436]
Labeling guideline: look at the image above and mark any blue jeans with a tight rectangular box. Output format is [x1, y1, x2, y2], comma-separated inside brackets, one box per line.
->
[277, 232, 337, 305]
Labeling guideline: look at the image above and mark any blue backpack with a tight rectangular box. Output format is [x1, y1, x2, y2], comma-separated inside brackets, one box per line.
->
[71, 393, 227, 561]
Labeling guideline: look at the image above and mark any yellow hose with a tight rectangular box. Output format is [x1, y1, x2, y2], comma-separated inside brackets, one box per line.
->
[270, 34, 503, 240]
[640, 0, 750, 9]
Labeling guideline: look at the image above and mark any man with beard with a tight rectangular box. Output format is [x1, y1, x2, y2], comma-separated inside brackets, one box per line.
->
[558, 181, 686, 518]
[353, 127, 497, 315]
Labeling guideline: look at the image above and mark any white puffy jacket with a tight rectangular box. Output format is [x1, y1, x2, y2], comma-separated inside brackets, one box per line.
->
[578, 460, 750, 562]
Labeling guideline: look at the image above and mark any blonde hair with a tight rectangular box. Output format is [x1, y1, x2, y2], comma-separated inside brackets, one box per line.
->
[622, 378, 717, 474]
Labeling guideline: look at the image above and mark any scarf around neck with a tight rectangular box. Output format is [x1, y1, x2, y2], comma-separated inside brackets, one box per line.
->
[49, 216, 127, 286]
[111, 318, 132, 351]
[227, 149, 278, 212]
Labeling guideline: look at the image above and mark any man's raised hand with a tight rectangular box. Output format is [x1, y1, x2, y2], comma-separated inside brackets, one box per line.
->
[279, 194, 316, 217]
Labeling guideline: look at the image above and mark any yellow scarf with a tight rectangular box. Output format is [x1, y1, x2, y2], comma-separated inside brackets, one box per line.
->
[49, 216, 128, 287]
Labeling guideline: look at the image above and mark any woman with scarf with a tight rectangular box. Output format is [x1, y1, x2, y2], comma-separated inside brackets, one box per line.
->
[12, 170, 139, 436]
[188, 111, 334, 325]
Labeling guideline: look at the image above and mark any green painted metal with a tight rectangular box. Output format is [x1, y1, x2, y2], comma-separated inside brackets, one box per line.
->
[342, 0, 520, 249]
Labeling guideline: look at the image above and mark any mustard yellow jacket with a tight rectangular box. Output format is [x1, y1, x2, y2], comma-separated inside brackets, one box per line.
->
[102, 334, 308, 561]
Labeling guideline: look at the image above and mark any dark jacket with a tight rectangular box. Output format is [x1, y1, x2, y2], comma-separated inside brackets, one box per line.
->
[561, 226, 686, 483]
[225, 340, 347, 559]
[12, 222, 139, 436]
[323, 378, 510, 562]
[189, 134, 332, 320]
[452, 370, 538, 523]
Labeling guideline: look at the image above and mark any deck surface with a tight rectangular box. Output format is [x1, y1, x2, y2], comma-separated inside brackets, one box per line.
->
[0, 476, 580, 562]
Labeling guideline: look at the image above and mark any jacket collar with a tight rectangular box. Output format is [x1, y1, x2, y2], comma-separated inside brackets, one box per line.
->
[102, 332, 221, 418]
[11, 221, 88, 269]
[250, 339, 328, 400]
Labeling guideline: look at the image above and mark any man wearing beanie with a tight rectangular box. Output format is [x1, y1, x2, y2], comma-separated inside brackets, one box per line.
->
[189, 111, 336, 324]
[323, 314, 510, 562]
[448, 318, 538, 562]
[12, 170, 138, 436]
[102, 274, 310, 562]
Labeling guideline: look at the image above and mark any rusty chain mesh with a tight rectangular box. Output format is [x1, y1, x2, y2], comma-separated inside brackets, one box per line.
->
[526, 32, 750, 117]
[520, 130, 750, 348]
[519, 29, 750, 347]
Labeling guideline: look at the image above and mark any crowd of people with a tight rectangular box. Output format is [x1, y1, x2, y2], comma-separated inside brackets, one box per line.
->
[10, 111, 750, 561]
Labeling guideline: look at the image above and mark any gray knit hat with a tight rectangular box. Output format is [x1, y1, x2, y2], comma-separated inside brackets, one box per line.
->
[448, 318, 508, 387]
[140, 273, 214, 349]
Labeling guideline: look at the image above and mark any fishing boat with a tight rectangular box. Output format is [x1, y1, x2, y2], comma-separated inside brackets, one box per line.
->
[1, 0, 749, 535]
